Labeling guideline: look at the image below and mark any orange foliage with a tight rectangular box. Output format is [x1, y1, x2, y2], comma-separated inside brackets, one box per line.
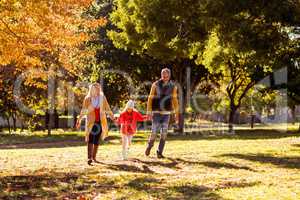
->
[0, 0, 106, 71]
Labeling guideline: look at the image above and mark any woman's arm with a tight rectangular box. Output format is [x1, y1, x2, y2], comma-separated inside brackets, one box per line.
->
[76, 97, 88, 129]
[103, 95, 115, 120]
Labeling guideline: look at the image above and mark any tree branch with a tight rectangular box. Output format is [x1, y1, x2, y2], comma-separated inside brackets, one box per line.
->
[237, 81, 256, 107]
[0, 19, 22, 40]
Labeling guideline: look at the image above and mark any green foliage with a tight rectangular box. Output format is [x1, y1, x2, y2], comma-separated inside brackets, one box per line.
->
[108, 0, 210, 61]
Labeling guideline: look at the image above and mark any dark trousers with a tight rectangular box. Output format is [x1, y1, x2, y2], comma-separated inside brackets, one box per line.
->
[87, 122, 102, 160]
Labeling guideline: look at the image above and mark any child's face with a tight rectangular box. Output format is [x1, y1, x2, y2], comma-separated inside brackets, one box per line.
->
[127, 108, 133, 112]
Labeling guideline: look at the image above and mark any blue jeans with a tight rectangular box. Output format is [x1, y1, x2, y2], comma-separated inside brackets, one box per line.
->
[147, 113, 170, 154]
[152, 113, 170, 135]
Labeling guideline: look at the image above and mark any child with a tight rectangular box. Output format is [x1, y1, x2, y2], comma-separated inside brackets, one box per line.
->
[117, 100, 148, 160]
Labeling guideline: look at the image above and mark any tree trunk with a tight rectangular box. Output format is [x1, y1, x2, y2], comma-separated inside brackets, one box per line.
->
[12, 113, 17, 132]
[20, 119, 24, 133]
[177, 97, 187, 134]
[291, 105, 296, 125]
[228, 105, 237, 133]
[173, 64, 188, 134]
[251, 114, 255, 129]
[73, 112, 78, 129]
[54, 109, 59, 129]
[48, 112, 54, 136]
[45, 110, 49, 132]
[5, 116, 11, 134]
[170, 59, 208, 134]
[46, 110, 54, 136]
[47, 72, 57, 136]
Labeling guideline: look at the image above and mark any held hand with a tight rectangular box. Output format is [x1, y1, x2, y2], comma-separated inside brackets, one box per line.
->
[175, 115, 179, 125]
[85, 135, 89, 142]
[76, 119, 81, 130]
[112, 116, 118, 125]
[147, 114, 152, 121]
[114, 118, 119, 126]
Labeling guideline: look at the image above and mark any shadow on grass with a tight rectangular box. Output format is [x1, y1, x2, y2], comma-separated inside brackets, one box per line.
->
[122, 176, 260, 200]
[129, 157, 255, 172]
[171, 158, 256, 172]
[0, 167, 260, 200]
[123, 176, 224, 200]
[105, 163, 156, 174]
[131, 158, 182, 170]
[220, 153, 300, 169]
[292, 144, 300, 148]
[0, 172, 79, 199]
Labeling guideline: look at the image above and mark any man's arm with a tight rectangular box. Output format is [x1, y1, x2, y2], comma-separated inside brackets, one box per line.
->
[147, 83, 156, 115]
[172, 85, 180, 123]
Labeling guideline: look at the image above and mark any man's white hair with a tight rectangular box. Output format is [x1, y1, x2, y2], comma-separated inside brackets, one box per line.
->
[161, 68, 171, 75]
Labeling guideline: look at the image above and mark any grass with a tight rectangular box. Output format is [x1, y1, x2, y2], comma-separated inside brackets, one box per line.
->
[0, 128, 300, 199]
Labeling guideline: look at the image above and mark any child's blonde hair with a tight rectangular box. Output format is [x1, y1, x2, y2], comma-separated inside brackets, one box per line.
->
[122, 100, 137, 113]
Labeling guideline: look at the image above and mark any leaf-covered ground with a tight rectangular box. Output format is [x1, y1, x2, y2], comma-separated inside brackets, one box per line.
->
[1, 129, 300, 199]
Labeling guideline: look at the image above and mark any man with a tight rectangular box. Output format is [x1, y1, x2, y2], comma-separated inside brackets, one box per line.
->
[145, 68, 179, 158]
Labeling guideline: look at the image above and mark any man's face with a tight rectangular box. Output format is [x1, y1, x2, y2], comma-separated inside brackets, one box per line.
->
[161, 71, 170, 82]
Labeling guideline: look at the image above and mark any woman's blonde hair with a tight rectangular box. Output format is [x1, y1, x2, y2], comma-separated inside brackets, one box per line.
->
[86, 83, 103, 98]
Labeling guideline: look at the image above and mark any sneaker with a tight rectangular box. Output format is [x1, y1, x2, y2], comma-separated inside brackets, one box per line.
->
[156, 151, 165, 159]
[126, 149, 129, 158]
[122, 150, 127, 160]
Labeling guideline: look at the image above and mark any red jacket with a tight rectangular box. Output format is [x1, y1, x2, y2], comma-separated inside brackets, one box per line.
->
[117, 110, 147, 135]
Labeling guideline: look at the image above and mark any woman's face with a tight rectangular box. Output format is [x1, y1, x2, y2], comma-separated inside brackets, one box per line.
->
[91, 85, 100, 97]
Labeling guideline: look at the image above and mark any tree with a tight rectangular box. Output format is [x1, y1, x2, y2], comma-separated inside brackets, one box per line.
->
[196, 0, 300, 132]
[0, 64, 48, 133]
[108, 0, 212, 133]
[0, 0, 105, 69]
[0, 0, 106, 134]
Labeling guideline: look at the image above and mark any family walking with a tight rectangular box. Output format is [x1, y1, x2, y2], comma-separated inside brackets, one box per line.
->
[76, 68, 179, 165]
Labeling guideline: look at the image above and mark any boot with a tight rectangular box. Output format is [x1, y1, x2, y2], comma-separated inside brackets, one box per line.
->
[92, 145, 100, 163]
[157, 139, 166, 159]
[145, 138, 155, 156]
[87, 143, 93, 165]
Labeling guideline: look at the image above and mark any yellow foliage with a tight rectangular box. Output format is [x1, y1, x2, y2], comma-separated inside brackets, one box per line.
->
[0, 0, 105, 71]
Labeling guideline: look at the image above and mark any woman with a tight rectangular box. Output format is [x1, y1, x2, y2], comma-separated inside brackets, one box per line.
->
[76, 83, 115, 165]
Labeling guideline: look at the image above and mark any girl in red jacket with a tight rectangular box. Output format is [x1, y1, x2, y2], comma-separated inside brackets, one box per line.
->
[117, 100, 148, 160]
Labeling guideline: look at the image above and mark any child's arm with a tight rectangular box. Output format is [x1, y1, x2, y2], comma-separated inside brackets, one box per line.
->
[135, 111, 148, 122]
[117, 113, 125, 125]
[142, 115, 150, 121]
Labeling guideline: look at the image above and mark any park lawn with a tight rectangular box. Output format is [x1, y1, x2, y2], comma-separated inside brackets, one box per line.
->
[0, 130, 300, 199]
[0, 129, 84, 146]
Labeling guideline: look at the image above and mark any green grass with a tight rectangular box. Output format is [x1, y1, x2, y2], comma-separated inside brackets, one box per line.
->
[0, 129, 300, 199]
[0, 129, 84, 147]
